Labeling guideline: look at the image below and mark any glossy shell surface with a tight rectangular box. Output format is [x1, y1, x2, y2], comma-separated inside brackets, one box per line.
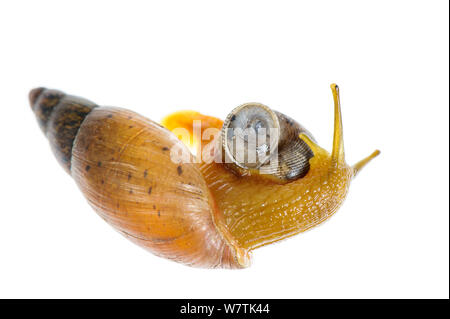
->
[71, 107, 242, 268]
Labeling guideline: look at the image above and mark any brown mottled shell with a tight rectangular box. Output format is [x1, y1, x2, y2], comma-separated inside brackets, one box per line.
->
[221, 103, 315, 182]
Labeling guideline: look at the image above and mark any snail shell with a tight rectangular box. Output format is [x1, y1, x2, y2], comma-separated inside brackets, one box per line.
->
[221, 102, 315, 182]
[30, 88, 245, 268]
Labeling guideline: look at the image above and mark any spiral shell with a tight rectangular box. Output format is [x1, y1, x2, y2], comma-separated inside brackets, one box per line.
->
[221, 102, 315, 182]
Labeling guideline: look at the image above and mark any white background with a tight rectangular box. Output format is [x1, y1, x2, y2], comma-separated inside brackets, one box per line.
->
[0, 1, 448, 299]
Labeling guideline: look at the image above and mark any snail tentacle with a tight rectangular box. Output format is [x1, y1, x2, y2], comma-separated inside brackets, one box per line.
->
[330, 83, 345, 165]
[352, 149, 381, 177]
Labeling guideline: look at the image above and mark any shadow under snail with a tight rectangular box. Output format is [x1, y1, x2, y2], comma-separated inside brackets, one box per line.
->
[29, 84, 380, 268]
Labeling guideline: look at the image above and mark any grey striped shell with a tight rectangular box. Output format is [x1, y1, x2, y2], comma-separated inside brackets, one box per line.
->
[221, 102, 315, 182]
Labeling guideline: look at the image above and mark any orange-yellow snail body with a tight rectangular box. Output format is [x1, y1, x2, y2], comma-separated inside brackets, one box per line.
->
[30, 84, 379, 268]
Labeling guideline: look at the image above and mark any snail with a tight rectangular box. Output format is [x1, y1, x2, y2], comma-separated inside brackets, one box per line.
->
[29, 84, 379, 268]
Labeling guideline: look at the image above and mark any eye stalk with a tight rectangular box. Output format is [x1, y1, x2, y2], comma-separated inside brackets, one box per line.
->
[328, 83, 380, 177]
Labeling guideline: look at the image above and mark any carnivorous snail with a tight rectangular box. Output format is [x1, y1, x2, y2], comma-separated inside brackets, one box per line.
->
[30, 84, 379, 268]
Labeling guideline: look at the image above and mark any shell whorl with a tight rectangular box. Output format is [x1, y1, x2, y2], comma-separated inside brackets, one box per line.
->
[29, 88, 97, 172]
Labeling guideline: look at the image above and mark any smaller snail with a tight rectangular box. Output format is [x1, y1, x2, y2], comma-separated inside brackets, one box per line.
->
[220, 102, 314, 181]
[30, 84, 379, 268]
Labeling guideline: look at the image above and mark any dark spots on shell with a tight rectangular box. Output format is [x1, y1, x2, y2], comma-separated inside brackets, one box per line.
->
[85, 165, 91, 172]
[107, 114, 113, 118]
[162, 146, 169, 151]
[129, 125, 134, 129]
[153, 205, 156, 209]
[129, 189, 133, 194]
[148, 186, 152, 195]
[101, 179, 104, 184]
[128, 116, 132, 120]
[97, 161, 102, 167]
[158, 211, 161, 217]
[231, 114, 236, 122]
[144, 169, 148, 178]
[116, 203, 120, 208]
[177, 165, 183, 175]
[128, 173, 132, 181]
